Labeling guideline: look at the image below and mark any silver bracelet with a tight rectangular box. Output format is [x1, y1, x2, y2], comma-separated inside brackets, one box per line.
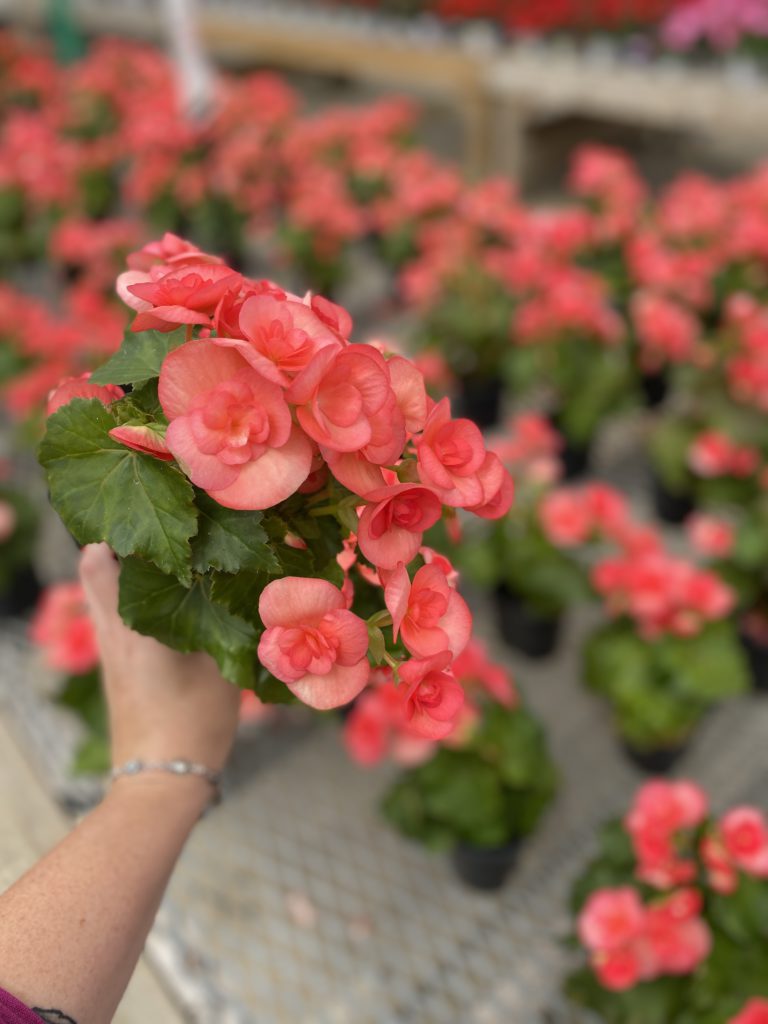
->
[110, 759, 223, 806]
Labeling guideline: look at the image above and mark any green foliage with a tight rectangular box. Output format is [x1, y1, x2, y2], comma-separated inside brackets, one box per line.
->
[89, 326, 187, 387]
[0, 483, 38, 591]
[118, 557, 258, 686]
[191, 493, 280, 575]
[584, 619, 748, 751]
[40, 399, 198, 584]
[56, 670, 110, 776]
[648, 416, 697, 496]
[462, 514, 591, 617]
[381, 703, 557, 850]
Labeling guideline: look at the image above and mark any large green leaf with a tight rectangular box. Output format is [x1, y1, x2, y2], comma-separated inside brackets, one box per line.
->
[89, 327, 186, 386]
[660, 623, 749, 702]
[118, 557, 257, 686]
[209, 569, 271, 625]
[40, 399, 197, 584]
[192, 493, 280, 575]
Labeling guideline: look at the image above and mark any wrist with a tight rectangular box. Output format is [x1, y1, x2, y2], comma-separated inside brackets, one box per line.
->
[107, 772, 215, 822]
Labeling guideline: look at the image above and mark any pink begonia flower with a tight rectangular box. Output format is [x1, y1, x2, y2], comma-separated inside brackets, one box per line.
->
[416, 398, 487, 508]
[644, 894, 712, 976]
[465, 452, 514, 520]
[286, 343, 401, 455]
[631, 291, 700, 369]
[593, 945, 647, 992]
[159, 341, 312, 510]
[729, 998, 768, 1024]
[451, 638, 517, 708]
[119, 263, 241, 333]
[578, 888, 646, 953]
[46, 374, 124, 417]
[385, 562, 471, 659]
[357, 483, 443, 569]
[540, 489, 592, 547]
[583, 483, 630, 539]
[700, 832, 739, 895]
[213, 280, 288, 338]
[387, 355, 428, 435]
[686, 513, 735, 559]
[29, 582, 99, 675]
[306, 293, 353, 343]
[342, 674, 435, 767]
[126, 232, 224, 272]
[398, 650, 465, 740]
[689, 430, 760, 479]
[321, 388, 406, 496]
[721, 807, 768, 876]
[625, 780, 708, 889]
[0, 500, 17, 543]
[239, 690, 273, 725]
[109, 423, 174, 461]
[214, 293, 342, 387]
[257, 577, 370, 710]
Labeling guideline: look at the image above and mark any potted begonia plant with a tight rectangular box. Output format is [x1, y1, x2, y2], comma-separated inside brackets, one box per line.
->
[508, 262, 633, 478]
[565, 779, 768, 1024]
[586, 546, 749, 772]
[38, 236, 513, 730]
[378, 641, 557, 891]
[0, 478, 40, 617]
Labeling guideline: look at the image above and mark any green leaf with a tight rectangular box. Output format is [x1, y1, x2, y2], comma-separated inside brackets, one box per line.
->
[40, 399, 197, 584]
[252, 663, 297, 705]
[118, 557, 257, 686]
[89, 327, 186, 386]
[57, 670, 106, 734]
[72, 735, 111, 776]
[209, 570, 270, 626]
[191, 493, 280, 575]
[660, 622, 750, 702]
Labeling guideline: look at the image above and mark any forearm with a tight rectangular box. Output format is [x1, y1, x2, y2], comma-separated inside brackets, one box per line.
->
[0, 777, 209, 1024]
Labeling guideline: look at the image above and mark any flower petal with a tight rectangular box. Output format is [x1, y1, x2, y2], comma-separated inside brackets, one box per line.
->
[259, 576, 345, 628]
[286, 659, 370, 710]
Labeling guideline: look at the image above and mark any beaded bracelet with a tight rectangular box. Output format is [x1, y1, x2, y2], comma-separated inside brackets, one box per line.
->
[110, 759, 223, 806]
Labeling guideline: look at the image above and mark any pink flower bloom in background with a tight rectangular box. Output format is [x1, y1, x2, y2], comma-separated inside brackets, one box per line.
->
[159, 341, 312, 509]
[239, 690, 274, 725]
[0, 499, 17, 543]
[357, 483, 443, 569]
[729, 999, 768, 1024]
[452, 638, 517, 708]
[490, 412, 562, 485]
[643, 889, 712, 975]
[257, 577, 370, 710]
[686, 513, 735, 559]
[625, 780, 708, 889]
[579, 888, 646, 953]
[540, 489, 592, 547]
[700, 831, 739, 894]
[385, 562, 472, 659]
[661, 0, 768, 53]
[720, 807, 768, 877]
[689, 430, 760, 479]
[29, 582, 99, 675]
[342, 672, 436, 767]
[631, 290, 701, 369]
[398, 650, 465, 740]
[46, 374, 124, 417]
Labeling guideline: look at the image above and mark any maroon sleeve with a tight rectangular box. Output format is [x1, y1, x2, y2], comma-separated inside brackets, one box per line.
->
[0, 989, 43, 1024]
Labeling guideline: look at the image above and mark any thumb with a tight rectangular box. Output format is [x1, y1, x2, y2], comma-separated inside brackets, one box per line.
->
[79, 543, 121, 637]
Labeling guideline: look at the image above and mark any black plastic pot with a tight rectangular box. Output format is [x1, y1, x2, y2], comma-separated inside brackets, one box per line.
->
[739, 631, 768, 693]
[452, 839, 521, 891]
[455, 374, 503, 431]
[560, 437, 592, 481]
[651, 474, 695, 525]
[640, 370, 669, 409]
[0, 564, 41, 618]
[495, 586, 561, 659]
[622, 739, 689, 775]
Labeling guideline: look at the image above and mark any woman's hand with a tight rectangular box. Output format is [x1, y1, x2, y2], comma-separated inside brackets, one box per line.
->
[79, 543, 241, 771]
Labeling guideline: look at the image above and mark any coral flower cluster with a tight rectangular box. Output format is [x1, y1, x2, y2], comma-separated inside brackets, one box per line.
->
[45, 237, 513, 725]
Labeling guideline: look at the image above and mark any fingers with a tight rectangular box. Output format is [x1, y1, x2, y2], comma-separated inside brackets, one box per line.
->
[79, 543, 121, 637]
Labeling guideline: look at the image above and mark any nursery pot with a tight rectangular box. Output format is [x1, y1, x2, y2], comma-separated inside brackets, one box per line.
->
[621, 739, 689, 775]
[640, 369, 669, 410]
[651, 474, 695, 526]
[452, 839, 520, 891]
[455, 374, 503, 431]
[0, 564, 41, 618]
[495, 586, 561, 659]
[739, 631, 768, 694]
